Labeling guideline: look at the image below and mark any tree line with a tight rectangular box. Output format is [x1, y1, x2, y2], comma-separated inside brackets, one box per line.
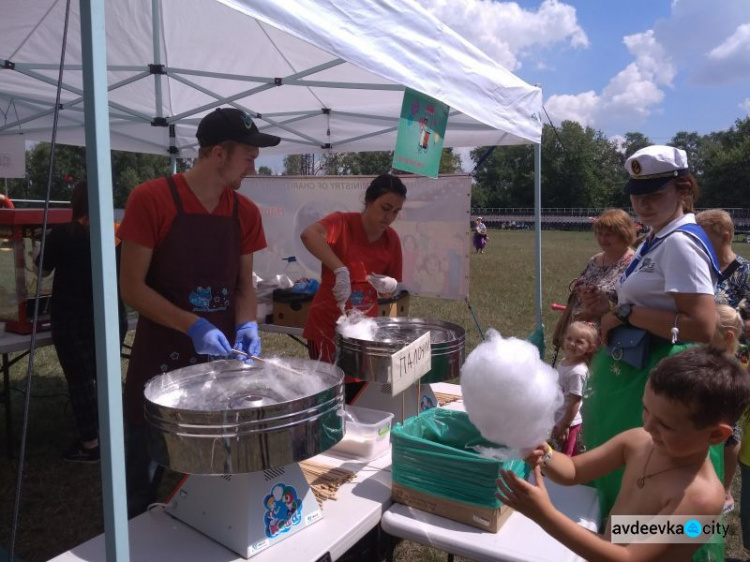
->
[471, 117, 750, 210]
[4, 116, 747, 210]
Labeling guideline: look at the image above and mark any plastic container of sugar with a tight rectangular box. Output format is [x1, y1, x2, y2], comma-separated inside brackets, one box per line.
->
[330, 405, 394, 461]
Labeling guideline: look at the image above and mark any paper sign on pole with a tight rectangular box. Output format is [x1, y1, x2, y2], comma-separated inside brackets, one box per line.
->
[390, 332, 432, 396]
[392, 88, 449, 179]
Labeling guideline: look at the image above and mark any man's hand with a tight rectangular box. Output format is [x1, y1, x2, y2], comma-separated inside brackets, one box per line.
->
[234, 321, 261, 360]
[496, 465, 555, 522]
[368, 273, 398, 294]
[332, 266, 351, 308]
[187, 318, 233, 356]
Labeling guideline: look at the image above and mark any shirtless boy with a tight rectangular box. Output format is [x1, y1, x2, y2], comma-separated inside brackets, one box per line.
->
[496, 346, 750, 561]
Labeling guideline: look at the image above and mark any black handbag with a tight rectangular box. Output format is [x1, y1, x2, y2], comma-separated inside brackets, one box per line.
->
[607, 325, 651, 369]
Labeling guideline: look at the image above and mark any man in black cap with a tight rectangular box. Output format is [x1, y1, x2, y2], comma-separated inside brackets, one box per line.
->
[118, 108, 280, 517]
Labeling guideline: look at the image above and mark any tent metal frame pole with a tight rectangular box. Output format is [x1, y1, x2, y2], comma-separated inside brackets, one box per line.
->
[0, 70, 152, 134]
[12, 67, 152, 120]
[5, 62, 147, 72]
[169, 124, 177, 173]
[284, 79, 404, 90]
[152, 0, 163, 118]
[534, 143, 543, 330]
[79, 0, 130, 559]
[168, 74, 325, 145]
[167, 59, 353, 124]
[168, 58, 345, 82]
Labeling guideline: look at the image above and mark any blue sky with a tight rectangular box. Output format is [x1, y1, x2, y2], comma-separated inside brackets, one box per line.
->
[258, 0, 750, 172]
[420, 0, 750, 143]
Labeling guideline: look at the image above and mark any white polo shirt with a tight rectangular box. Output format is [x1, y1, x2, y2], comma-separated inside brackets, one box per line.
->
[616, 214, 717, 312]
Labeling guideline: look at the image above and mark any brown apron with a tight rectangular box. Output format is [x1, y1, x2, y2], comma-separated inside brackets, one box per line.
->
[123, 176, 241, 426]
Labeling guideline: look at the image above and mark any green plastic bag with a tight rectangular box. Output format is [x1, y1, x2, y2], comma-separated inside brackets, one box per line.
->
[392, 408, 529, 508]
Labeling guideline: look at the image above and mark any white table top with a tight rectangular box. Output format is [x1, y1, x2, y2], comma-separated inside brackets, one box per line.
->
[49, 451, 394, 562]
[49, 382, 600, 562]
[382, 480, 599, 562]
[0, 315, 139, 355]
[383, 382, 601, 562]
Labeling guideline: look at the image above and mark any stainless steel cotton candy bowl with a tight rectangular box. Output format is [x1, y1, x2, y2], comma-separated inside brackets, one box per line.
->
[336, 317, 465, 384]
[143, 358, 345, 474]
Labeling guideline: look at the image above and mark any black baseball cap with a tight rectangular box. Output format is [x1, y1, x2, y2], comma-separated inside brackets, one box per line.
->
[196, 108, 281, 148]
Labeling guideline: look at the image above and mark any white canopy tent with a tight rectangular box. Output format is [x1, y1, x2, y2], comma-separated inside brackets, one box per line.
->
[1, 0, 542, 156]
[1, 1, 544, 559]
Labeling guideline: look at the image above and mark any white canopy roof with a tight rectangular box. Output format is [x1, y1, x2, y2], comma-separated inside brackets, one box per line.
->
[1, 0, 543, 157]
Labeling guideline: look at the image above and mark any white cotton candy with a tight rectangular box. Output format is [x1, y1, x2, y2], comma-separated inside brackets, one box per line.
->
[336, 309, 379, 340]
[461, 329, 563, 455]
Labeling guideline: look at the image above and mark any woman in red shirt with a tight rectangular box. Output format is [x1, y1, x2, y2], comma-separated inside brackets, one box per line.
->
[302, 174, 405, 398]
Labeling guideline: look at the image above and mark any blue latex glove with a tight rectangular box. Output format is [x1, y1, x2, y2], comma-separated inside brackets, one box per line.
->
[187, 318, 233, 356]
[234, 321, 261, 359]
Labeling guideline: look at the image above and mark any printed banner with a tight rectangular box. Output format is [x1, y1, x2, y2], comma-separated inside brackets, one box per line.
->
[392, 88, 449, 179]
[0, 136, 26, 178]
[240, 175, 471, 300]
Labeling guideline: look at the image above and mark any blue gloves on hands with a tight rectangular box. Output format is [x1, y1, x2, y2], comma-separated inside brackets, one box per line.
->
[187, 317, 233, 356]
[234, 321, 261, 360]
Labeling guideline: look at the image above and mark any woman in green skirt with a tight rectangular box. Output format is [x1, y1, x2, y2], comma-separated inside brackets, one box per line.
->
[580, 147, 721, 535]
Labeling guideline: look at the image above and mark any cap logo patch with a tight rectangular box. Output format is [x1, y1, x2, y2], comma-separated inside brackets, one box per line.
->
[241, 112, 253, 130]
[631, 159, 642, 176]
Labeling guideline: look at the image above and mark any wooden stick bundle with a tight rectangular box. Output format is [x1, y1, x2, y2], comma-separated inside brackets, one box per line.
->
[299, 460, 356, 507]
[434, 391, 461, 407]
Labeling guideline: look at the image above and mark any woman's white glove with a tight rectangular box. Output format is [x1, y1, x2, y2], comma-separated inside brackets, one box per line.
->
[368, 273, 398, 294]
[332, 266, 351, 308]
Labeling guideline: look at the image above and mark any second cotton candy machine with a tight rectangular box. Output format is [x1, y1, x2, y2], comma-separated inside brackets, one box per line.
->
[336, 317, 465, 385]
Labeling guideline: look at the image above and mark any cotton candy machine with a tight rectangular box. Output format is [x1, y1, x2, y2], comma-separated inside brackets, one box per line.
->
[143, 358, 345, 558]
[144, 358, 344, 474]
[335, 317, 465, 421]
[336, 317, 465, 385]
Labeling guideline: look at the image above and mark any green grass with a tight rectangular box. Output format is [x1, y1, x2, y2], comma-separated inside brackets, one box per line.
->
[1, 230, 749, 561]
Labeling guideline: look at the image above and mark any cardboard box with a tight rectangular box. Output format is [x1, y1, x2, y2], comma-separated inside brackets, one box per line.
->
[272, 289, 313, 328]
[377, 290, 410, 317]
[391, 482, 513, 532]
[390, 409, 526, 533]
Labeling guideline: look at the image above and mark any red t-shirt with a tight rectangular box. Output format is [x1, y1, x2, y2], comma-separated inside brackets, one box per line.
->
[303, 212, 402, 348]
[118, 174, 266, 254]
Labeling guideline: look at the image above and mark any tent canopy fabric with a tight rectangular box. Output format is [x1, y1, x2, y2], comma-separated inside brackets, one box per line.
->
[1, 0, 543, 158]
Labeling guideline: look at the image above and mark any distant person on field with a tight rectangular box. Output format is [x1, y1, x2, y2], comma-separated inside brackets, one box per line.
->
[36, 180, 127, 463]
[497, 346, 750, 562]
[473, 217, 488, 254]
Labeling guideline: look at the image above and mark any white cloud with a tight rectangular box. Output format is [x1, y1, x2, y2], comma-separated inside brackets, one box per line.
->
[609, 135, 627, 154]
[708, 22, 750, 60]
[544, 91, 600, 127]
[741, 98, 750, 114]
[452, 147, 474, 172]
[544, 31, 674, 129]
[415, 0, 588, 71]
[700, 22, 750, 81]
[655, 0, 750, 84]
